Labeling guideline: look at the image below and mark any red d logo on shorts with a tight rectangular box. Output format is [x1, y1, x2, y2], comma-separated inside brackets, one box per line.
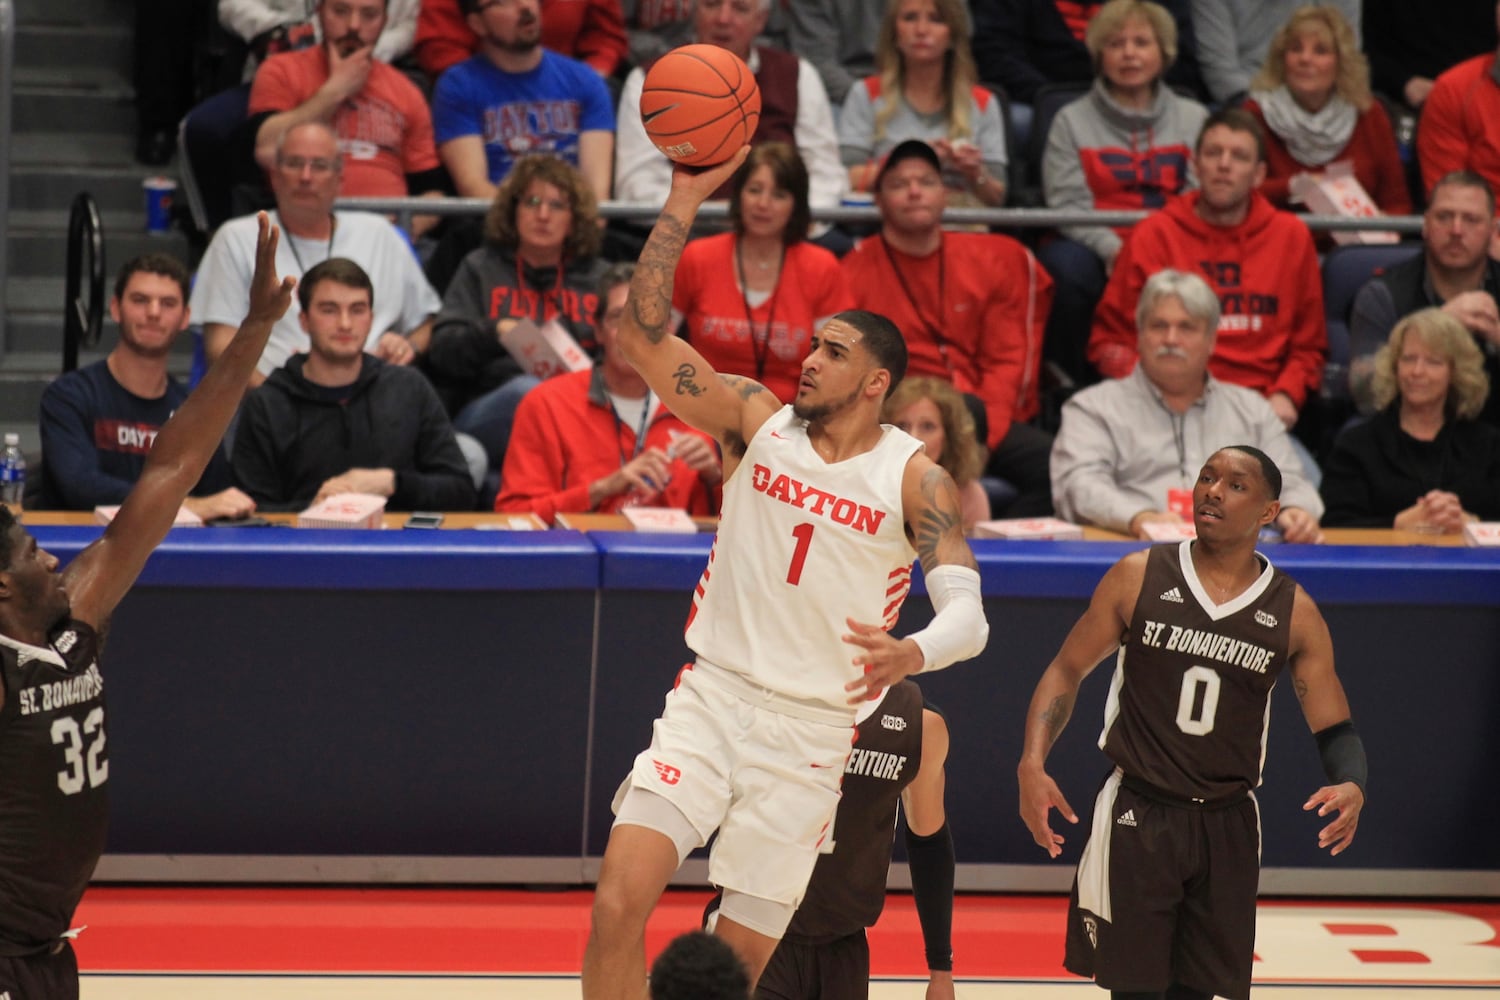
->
[652, 760, 682, 785]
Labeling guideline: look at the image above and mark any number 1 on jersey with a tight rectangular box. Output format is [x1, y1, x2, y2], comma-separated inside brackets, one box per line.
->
[786, 523, 815, 585]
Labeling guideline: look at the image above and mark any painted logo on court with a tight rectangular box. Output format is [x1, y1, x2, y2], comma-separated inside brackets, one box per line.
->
[652, 760, 681, 785]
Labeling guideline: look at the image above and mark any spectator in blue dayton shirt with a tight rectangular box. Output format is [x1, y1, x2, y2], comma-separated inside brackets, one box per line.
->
[37, 254, 254, 518]
[433, 0, 616, 205]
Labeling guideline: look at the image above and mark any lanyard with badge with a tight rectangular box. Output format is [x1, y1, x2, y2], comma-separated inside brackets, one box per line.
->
[879, 238, 957, 381]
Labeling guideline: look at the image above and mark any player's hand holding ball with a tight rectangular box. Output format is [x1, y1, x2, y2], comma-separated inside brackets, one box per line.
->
[641, 44, 761, 167]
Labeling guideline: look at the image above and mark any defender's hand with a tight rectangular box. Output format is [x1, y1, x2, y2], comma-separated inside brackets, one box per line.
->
[1304, 781, 1363, 856]
[248, 212, 296, 325]
[1018, 762, 1077, 859]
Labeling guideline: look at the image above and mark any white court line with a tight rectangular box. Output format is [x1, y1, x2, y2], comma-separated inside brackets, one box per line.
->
[78, 975, 1500, 999]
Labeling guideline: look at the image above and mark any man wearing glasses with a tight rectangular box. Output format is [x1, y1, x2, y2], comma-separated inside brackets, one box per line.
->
[192, 122, 443, 387]
[433, 0, 617, 204]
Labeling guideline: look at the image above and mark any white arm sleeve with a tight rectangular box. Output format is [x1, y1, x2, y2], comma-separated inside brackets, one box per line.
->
[909, 564, 989, 672]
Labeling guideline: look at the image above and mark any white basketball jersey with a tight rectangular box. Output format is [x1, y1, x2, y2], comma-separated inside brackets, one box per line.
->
[685, 405, 922, 711]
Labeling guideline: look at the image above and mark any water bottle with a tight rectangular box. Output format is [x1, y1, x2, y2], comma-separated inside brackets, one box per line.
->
[0, 433, 25, 513]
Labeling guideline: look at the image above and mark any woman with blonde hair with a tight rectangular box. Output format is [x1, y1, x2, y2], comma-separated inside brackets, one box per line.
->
[1246, 5, 1411, 216]
[1321, 308, 1500, 531]
[425, 154, 608, 472]
[883, 376, 991, 533]
[839, 0, 1007, 207]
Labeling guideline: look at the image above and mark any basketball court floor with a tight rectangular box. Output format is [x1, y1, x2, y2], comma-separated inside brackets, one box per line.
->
[70, 886, 1500, 998]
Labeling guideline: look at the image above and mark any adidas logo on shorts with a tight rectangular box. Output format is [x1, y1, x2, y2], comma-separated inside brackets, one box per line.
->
[1116, 809, 1138, 827]
[1160, 587, 1184, 603]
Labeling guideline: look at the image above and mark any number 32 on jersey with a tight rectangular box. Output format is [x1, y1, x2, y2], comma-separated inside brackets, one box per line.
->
[51, 707, 108, 795]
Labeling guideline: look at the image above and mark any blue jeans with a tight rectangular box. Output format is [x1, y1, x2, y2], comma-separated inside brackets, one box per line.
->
[454, 375, 542, 473]
[1036, 237, 1108, 385]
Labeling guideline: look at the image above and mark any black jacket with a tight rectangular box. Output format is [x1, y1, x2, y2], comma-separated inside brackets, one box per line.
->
[232, 354, 476, 512]
[1321, 405, 1500, 527]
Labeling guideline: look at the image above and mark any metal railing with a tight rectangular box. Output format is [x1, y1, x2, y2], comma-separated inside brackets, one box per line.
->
[0, 0, 14, 354]
[63, 192, 105, 373]
[336, 195, 1427, 240]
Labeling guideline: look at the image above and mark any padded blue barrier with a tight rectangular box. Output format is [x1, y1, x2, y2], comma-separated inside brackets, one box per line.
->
[595, 533, 1500, 606]
[32, 525, 600, 591]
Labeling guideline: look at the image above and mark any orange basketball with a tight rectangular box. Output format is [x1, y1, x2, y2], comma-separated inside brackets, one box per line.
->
[640, 44, 762, 167]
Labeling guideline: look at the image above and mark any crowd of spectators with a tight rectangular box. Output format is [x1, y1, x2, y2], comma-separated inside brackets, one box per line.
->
[78, 0, 1500, 536]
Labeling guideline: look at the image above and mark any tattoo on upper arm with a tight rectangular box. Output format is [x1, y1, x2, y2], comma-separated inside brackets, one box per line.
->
[1294, 676, 1309, 701]
[673, 363, 707, 397]
[719, 374, 766, 402]
[1041, 693, 1072, 749]
[914, 466, 965, 573]
[629, 214, 691, 344]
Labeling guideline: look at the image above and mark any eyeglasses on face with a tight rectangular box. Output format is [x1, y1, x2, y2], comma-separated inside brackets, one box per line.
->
[520, 194, 572, 213]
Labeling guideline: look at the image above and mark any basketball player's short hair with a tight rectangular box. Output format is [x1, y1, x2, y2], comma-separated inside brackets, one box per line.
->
[649, 932, 751, 1000]
[1223, 444, 1282, 500]
[114, 253, 191, 302]
[0, 506, 17, 569]
[298, 257, 374, 313]
[833, 309, 908, 397]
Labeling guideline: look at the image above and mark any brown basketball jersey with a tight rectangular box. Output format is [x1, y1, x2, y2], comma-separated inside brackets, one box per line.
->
[784, 680, 925, 941]
[0, 620, 109, 955]
[1100, 541, 1296, 801]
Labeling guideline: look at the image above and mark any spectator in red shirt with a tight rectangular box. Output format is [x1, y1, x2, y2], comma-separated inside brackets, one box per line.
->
[248, 0, 445, 207]
[497, 263, 723, 523]
[1245, 5, 1411, 222]
[415, 0, 627, 81]
[842, 139, 1056, 515]
[670, 143, 854, 404]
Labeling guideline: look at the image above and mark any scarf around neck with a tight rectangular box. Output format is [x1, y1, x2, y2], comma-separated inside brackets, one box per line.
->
[1252, 84, 1357, 167]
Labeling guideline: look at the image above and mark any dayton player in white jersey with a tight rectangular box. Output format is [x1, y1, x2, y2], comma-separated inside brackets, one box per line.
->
[581, 146, 989, 1000]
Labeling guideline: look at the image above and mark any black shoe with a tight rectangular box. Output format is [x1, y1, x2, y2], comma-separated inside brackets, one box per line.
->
[136, 128, 174, 167]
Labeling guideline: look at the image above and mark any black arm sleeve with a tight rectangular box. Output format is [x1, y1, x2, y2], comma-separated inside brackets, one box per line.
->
[904, 821, 955, 972]
[1314, 720, 1368, 796]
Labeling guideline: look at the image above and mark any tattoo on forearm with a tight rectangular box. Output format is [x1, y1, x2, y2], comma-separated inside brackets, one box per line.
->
[1040, 694, 1072, 750]
[629, 213, 692, 345]
[914, 467, 965, 573]
[719, 374, 766, 402]
[673, 363, 707, 397]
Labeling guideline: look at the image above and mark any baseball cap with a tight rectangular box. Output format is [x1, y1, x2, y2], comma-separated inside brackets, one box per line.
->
[873, 139, 943, 191]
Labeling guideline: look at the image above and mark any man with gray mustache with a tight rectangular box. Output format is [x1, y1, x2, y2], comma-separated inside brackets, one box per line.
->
[1050, 269, 1324, 542]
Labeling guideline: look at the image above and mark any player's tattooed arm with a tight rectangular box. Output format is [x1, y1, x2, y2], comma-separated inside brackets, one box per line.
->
[1039, 692, 1073, 751]
[719, 373, 768, 402]
[629, 212, 692, 345]
[913, 465, 978, 575]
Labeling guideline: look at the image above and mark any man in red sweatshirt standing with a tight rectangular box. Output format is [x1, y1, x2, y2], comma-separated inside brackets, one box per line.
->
[1088, 107, 1325, 432]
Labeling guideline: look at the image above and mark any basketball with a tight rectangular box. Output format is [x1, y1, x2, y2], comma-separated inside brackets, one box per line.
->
[640, 44, 761, 167]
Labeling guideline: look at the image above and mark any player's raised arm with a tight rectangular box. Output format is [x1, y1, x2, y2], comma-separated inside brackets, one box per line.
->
[1017, 551, 1144, 857]
[1287, 585, 1367, 856]
[63, 213, 295, 628]
[616, 147, 779, 453]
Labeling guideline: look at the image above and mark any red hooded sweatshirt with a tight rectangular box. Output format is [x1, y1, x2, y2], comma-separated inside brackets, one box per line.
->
[1087, 190, 1326, 408]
